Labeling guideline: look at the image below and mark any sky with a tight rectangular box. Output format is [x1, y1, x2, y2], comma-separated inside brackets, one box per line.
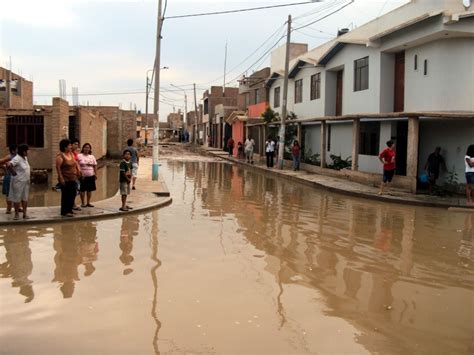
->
[0, 0, 409, 119]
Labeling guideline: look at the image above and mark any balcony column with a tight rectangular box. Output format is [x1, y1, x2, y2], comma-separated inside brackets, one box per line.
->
[297, 122, 302, 144]
[320, 120, 326, 168]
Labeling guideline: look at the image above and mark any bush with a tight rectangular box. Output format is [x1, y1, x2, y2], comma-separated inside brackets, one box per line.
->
[303, 149, 321, 166]
[261, 107, 279, 124]
[327, 154, 352, 170]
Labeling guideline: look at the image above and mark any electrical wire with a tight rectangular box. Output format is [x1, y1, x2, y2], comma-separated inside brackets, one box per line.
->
[165, 1, 321, 20]
[294, 29, 334, 40]
[293, 0, 354, 31]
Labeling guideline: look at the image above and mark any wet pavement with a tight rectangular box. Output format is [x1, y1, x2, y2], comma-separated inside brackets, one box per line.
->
[1, 145, 473, 354]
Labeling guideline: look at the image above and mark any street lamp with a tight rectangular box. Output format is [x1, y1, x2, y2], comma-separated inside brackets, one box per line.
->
[170, 84, 188, 142]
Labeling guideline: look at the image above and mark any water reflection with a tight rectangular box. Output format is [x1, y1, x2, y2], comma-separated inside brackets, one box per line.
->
[120, 216, 139, 276]
[0, 229, 34, 303]
[53, 227, 81, 298]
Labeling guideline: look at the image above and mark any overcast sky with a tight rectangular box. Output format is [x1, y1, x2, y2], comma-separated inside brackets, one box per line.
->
[0, 0, 408, 119]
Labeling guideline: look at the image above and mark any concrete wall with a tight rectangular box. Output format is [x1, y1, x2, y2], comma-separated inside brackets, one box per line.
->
[77, 108, 107, 159]
[325, 45, 382, 115]
[405, 38, 474, 112]
[326, 122, 352, 162]
[303, 125, 321, 156]
[418, 119, 474, 184]
[358, 121, 393, 174]
[270, 43, 308, 73]
[292, 68, 326, 119]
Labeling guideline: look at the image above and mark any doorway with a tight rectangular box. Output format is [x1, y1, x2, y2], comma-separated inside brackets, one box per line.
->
[394, 51, 405, 112]
[336, 70, 343, 116]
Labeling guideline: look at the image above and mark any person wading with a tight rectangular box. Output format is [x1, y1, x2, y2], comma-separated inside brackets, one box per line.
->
[56, 139, 81, 217]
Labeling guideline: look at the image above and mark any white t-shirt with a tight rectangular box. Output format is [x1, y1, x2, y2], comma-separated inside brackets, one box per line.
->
[465, 156, 474, 173]
[244, 139, 255, 151]
[266, 140, 275, 153]
[10, 155, 31, 182]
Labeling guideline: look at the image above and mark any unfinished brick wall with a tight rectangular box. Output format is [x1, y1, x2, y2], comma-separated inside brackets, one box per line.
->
[0, 68, 33, 109]
[50, 98, 69, 183]
[77, 107, 107, 159]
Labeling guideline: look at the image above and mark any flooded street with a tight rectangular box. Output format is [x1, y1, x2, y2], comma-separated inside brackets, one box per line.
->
[1, 147, 473, 354]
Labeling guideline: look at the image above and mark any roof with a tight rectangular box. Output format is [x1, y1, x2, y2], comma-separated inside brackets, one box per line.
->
[265, 71, 284, 88]
[226, 111, 248, 124]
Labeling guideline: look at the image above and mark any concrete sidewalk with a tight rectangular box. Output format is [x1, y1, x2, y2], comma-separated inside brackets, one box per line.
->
[204, 147, 473, 210]
[0, 158, 172, 226]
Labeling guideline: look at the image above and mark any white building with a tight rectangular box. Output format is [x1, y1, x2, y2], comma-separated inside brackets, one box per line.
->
[265, 0, 474, 192]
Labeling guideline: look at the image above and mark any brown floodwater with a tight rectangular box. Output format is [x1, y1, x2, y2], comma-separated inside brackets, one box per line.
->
[0, 165, 119, 208]
[0, 159, 473, 354]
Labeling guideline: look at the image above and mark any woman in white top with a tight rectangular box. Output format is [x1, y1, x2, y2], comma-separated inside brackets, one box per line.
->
[465, 144, 474, 205]
[7, 144, 31, 220]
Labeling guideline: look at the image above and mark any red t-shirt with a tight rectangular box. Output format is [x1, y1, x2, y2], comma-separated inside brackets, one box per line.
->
[227, 138, 235, 147]
[292, 145, 301, 157]
[379, 148, 396, 171]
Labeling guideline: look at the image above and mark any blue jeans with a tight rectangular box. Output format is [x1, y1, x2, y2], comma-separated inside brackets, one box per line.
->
[292, 155, 300, 170]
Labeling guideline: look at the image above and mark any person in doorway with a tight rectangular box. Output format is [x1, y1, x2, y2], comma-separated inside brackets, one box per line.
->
[265, 136, 275, 168]
[378, 140, 396, 195]
[465, 144, 474, 205]
[227, 137, 235, 157]
[119, 149, 133, 212]
[292, 140, 301, 171]
[126, 139, 139, 190]
[0, 144, 18, 214]
[7, 144, 31, 220]
[77, 143, 98, 208]
[244, 136, 255, 164]
[56, 139, 81, 217]
[424, 146, 446, 194]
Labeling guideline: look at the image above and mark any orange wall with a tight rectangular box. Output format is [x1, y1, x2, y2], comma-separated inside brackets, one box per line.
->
[248, 102, 267, 118]
[231, 121, 245, 157]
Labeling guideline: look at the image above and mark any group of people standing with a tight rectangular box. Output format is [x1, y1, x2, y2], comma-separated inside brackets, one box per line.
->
[264, 136, 301, 171]
[0, 137, 141, 220]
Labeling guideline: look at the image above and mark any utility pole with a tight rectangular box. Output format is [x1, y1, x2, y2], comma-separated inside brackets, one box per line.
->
[223, 41, 228, 95]
[193, 83, 199, 144]
[145, 75, 149, 145]
[184, 93, 188, 138]
[278, 14, 291, 170]
[152, 0, 163, 181]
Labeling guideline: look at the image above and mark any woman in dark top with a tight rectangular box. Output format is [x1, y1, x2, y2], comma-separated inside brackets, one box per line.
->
[56, 139, 81, 217]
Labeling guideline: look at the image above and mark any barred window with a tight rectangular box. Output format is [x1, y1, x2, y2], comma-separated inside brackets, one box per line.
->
[310, 73, 321, 100]
[7, 116, 44, 147]
[354, 57, 369, 92]
[295, 79, 303, 103]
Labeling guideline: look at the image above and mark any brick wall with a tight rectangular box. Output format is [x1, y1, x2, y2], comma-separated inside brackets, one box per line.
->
[50, 98, 69, 183]
[0, 68, 33, 109]
[77, 107, 107, 159]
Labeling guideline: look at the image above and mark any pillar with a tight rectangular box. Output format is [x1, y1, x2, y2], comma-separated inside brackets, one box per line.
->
[320, 121, 326, 168]
[407, 116, 419, 193]
[351, 118, 360, 171]
[297, 122, 302, 144]
[51, 97, 69, 184]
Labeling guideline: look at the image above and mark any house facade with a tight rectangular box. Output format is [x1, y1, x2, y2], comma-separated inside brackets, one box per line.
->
[263, 0, 474, 192]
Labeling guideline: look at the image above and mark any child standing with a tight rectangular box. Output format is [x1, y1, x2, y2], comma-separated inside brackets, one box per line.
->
[119, 150, 133, 212]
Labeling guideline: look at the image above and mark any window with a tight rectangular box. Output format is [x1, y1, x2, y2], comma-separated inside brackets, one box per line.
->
[274, 87, 280, 108]
[7, 115, 44, 147]
[327, 124, 331, 152]
[254, 89, 260, 104]
[295, 79, 303, 103]
[354, 56, 369, 91]
[203, 98, 209, 114]
[310, 73, 321, 100]
[424, 59, 428, 75]
[414, 55, 418, 70]
[359, 122, 380, 156]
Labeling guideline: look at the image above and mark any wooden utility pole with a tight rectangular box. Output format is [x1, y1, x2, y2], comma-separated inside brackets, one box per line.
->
[278, 15, 291, 169]
[152, 0, 163, 180]
[193, 83, 199, 144]
[145, 75, 149, 145]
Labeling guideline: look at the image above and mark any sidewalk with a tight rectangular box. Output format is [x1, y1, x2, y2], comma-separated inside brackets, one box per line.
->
[204, 147, 473, 210]
[0, 158, 172, 226]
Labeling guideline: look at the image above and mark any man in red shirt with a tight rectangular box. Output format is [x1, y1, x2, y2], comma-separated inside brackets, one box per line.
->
[379, 140, 396, 195]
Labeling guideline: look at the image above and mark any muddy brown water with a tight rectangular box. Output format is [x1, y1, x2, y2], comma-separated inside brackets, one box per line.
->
[0, 160, 473, 354]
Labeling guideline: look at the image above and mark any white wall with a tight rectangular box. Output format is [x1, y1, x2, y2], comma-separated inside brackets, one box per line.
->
[418, 119, 474, 184]
[303, 125, 321, 155]
[325, 45, 382, 115]
[292, 68, 326, 119]
[405, 38, 474, 112]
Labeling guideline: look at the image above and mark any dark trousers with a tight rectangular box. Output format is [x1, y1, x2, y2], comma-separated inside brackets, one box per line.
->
[266, 152, 274, 167]
[228, 146, 234, 157]
[61, 181, 77, 215]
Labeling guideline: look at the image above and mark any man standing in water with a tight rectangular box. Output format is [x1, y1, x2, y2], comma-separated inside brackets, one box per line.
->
[424, 147, 445, 194]
[126, 139, 139, 190]
[379, 140, 396, 195]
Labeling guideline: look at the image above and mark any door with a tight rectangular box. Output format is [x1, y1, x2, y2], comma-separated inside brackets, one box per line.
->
[394, 51, 405, 112]
[336, 70, 343, 116]
[396, 121, 408, 176]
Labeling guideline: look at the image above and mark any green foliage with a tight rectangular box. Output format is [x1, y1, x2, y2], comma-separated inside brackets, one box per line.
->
[261, 107, 279, 124]
[443, 166, 460, 194]
[288, 112, 298, 120]
[303, 149, 321, 166]
[327, 154, 352, 170]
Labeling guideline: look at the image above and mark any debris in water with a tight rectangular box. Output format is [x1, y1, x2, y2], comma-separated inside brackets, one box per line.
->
[234, 321, 240, 325]
[253, 255, 265, 258]
[385, 305, 392, 310]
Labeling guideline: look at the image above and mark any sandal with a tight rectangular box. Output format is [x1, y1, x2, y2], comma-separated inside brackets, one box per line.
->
[81, 204, 87, 208]
[5, 210, 11, 214]
[13, 215, 20, 220]
[125, 206, 133, 210]
[119, 207, 128, 212]
[62, 213, 74, 217]
[86, 204, 94, 208]
[23, 215, 34, 220]
[72, 206, 82, 211]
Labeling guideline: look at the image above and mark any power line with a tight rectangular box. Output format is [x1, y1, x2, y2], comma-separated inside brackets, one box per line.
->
[292, 0, 354, 31]
[165, 1, 321, 20]
[294, 29, 334, 40]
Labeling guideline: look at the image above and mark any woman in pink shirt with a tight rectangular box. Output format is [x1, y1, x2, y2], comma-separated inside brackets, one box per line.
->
[77, 143, 98, 207]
